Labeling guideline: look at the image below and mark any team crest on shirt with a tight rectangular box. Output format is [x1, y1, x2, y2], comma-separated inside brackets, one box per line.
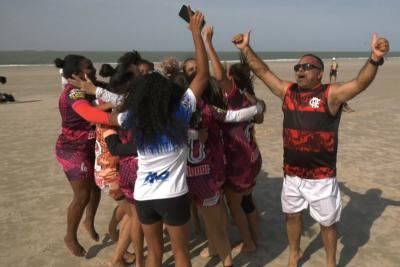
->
[69, 89, 86, 100]
[309, 97, 321, 108]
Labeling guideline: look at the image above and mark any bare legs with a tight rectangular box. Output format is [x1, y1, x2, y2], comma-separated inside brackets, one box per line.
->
[225, 188, 256, 253]
[129, 204, 145, 267]
[109, 203, 126, 242]
[141, 221, 191, 267]
[199, 201, 233, 266]
[321, 224, 337, 267]
[286, 212, 303, 267]
[65, 178, 100, 256]
[165, 222, 191, 267]
[286, 211, 337, 267]
[83, 178, 100, 242]
[141, 221, 164, 267]
[110, 214, 132, 267]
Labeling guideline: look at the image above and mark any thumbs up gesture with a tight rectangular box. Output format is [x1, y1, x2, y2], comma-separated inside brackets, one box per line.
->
[371, 32, 389, 60]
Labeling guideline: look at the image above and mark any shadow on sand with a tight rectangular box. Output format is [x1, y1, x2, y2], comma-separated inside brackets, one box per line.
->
[299, 182, 400, 267]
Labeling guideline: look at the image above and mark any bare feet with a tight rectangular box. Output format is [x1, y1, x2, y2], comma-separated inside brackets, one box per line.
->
[109, 259, 132, 267]
[287, 250, 303, 267]
[64, 236, 86, 257]
[123, 251, 135, 264]
[232, 241, 256, 253]
[109, 227, 119, 242]
[200, 247, 217, 258]
[83, 220, 99, 242]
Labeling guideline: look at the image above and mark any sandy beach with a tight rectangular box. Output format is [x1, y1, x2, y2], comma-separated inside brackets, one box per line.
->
[1, 58, 400, 267]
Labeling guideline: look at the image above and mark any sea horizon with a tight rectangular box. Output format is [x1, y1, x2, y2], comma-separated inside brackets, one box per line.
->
[1, 50, 399, 66]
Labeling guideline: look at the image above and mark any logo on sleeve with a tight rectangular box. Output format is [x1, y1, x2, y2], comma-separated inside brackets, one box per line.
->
[69, 89, 86, 100]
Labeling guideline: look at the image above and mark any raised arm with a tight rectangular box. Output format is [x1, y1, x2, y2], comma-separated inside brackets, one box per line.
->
[328, 33, 389, 114]
[187, 9, 209, 101]
[233, 31, 290, 100]
[203, 25, 232, 92]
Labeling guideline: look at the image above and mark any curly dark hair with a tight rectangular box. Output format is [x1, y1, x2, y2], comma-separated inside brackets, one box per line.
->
[228, 53, 255, 95]
[121, 72, 187, 151]
[99, 51, 142, 95]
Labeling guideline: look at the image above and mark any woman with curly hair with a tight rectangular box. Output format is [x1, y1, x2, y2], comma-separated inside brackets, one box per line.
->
[115, 10, 208, 267]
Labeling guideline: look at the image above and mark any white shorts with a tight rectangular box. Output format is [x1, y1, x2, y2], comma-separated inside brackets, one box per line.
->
[281, 175, 342, 226]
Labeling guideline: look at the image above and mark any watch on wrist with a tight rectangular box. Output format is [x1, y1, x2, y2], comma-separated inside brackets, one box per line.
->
[369, 57, 384, 66]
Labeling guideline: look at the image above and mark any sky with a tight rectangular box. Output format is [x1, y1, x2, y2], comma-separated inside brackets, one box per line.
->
[0, 0, 398, 51]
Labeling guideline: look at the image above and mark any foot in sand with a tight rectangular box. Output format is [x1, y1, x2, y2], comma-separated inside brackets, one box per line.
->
[123, 251, 135, 264]
[232, 241, 256, 253]
[64, 236, 86, 257]
[109, 259, 132, 267]
[287, 250, 303, 267]
[109, 227, 119, 242]
[200, 247, 217, 258]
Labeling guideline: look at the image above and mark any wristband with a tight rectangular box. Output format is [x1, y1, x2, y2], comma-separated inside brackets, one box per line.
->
[369, 57, 384, 66]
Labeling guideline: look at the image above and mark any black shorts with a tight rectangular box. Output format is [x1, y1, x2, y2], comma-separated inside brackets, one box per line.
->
[135, 193, 190, 226]
[330, 70, 337, 77]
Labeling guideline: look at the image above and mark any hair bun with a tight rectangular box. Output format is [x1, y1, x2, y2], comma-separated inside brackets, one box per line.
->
[99, 64, 116, 77]
[118, 50, 142, 66]
[54, 58, 65, 68]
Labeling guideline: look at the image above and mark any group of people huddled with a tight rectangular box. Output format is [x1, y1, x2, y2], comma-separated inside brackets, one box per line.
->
[55, 8, 389, 267]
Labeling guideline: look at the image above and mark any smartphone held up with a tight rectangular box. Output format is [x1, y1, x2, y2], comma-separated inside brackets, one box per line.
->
[178, 5, 205, 28]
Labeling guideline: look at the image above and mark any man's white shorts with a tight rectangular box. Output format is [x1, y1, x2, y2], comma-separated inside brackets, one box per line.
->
[281, 175, 342, 226]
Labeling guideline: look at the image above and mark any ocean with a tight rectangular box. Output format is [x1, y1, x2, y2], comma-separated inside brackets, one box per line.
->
[0, 51, 399, 66]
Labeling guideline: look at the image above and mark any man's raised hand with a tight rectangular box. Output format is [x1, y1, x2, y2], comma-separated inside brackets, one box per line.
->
[371, 32, 389, 60]
[232, 31, 251, 50]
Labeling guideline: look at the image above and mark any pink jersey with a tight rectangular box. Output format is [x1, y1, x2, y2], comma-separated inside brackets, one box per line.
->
[222, 84, 262, 192]
[187, 101, 226, 196]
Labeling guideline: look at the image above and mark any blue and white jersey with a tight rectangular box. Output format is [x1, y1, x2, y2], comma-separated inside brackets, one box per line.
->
[119, 89, 196, 201]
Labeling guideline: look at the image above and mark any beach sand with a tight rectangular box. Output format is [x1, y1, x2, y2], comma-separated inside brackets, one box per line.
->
[1, 58, 399, 266]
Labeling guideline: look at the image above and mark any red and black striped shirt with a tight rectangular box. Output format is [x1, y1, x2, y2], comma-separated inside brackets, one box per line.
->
[282, 83, 342, 179]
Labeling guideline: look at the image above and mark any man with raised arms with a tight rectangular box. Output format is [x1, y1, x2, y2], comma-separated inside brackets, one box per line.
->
[232, 32, 389, 267]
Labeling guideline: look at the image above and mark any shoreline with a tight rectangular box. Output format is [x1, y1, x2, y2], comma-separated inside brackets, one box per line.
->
[1, 56, 399, 67]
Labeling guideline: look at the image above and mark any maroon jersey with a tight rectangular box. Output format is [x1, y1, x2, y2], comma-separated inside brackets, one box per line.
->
[222, 84, 262, 192]
[55, 83, 96, 180]
[282, 83, 342, 179]
[56, 83, 96, 150]
[187, 101, 227, 188]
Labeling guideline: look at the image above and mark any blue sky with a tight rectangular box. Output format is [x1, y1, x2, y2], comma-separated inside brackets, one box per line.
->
[0, 0, 398, 51]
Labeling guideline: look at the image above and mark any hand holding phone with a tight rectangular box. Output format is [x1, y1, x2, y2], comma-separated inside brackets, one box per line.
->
[179, 5, 205, 28]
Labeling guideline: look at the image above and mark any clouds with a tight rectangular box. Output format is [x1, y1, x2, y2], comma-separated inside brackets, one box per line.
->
[0, 0, 398, 51]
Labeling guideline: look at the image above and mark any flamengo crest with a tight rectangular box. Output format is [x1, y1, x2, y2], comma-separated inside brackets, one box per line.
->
[309, 97, 321, 108]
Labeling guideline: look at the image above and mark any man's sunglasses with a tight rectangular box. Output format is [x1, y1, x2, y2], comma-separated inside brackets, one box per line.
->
[294, 63, 321, 72]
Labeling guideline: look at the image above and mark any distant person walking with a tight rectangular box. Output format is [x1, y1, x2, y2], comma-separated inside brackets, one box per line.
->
[330, 57, 338, 83]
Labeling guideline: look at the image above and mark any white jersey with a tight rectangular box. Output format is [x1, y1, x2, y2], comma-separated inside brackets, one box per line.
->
[119, 89, 196, 201]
